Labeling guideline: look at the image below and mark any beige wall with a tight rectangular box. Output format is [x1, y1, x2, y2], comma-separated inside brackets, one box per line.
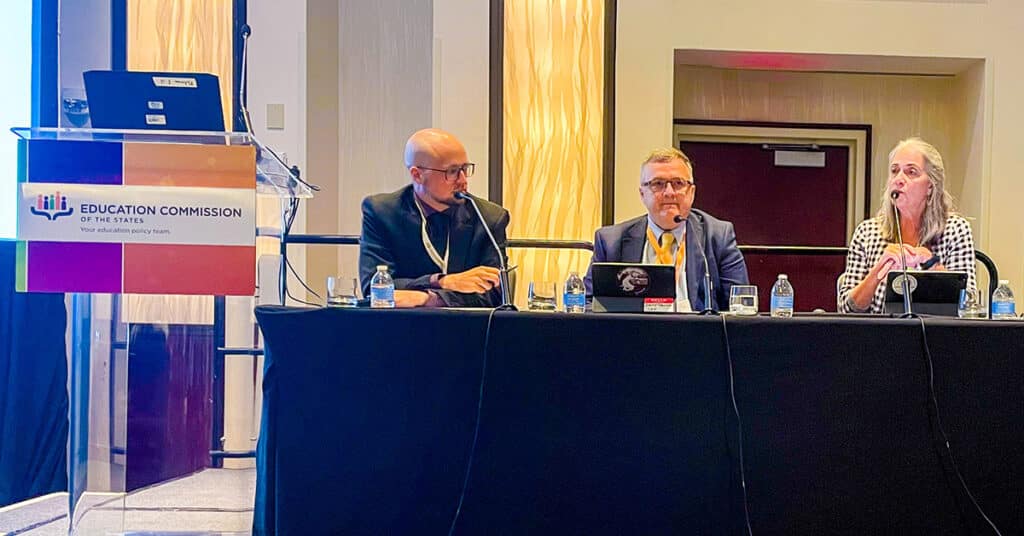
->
[619, 0, 1024, 287]
[302, 0, 490, 294]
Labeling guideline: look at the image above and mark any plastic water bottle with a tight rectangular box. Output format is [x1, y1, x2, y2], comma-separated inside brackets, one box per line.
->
[563, 271, 586, 313]
[991, 279, 1015, 319]
[370, 265, 395, 308]
[770, 274, 794, 318]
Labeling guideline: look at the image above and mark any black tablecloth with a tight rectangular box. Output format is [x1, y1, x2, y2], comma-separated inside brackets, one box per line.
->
[253, 307, 1024, 535]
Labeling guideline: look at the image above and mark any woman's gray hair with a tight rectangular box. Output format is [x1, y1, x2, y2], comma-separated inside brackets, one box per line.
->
[877, 137, 956, 246]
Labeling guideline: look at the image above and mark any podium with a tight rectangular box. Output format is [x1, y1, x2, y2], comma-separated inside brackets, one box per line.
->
[10, 127, 308, 534]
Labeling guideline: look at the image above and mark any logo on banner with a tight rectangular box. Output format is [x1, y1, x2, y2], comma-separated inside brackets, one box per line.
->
[30, 192, 75, 221]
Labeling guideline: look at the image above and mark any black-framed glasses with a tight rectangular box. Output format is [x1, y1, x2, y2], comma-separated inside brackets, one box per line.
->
[642, 178, 694, 193]
[418, 163, 475, 181]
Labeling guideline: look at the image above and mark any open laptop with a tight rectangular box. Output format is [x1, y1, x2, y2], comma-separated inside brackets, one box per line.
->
[884, 270, 968, 316]
[591, 263, 677, 313]
[83, 70, 225, 131]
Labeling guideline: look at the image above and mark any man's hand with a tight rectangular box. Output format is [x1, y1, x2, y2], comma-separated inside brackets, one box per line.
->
[439, 266, 501, 293]
[394, 290, 430, 308]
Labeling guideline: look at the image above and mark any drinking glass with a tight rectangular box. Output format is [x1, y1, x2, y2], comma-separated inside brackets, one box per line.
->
[958, 288, 987, 319]
[528, 281, 558, 311]
[326, 275, 360, 307]
[62, 87, 90, 127]
[729, 285, 759, 315]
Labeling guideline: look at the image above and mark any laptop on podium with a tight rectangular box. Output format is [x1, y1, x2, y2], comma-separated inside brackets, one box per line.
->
[591, 262, 677, 313]
[83, 70, 225, 131]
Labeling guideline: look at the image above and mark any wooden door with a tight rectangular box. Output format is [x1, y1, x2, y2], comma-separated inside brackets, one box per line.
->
[680, 141, 850, 311]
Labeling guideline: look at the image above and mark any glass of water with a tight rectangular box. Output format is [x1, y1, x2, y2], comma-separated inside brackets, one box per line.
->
[326, 275, 360, 307]
[958, 288, 987, 319]
[528, 281, 558, 311]
[729, 285, 759, 315]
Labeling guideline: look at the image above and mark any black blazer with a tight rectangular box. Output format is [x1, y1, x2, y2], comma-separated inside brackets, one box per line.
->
[359, 185, 510, 307]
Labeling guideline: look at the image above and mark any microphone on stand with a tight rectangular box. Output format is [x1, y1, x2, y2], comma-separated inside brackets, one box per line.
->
[674, 214, 716, 314]
[890, 191, 916, 317]
[454, 191, 517, 311]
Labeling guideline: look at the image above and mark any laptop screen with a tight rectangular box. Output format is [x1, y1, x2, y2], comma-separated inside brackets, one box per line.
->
[83, 70, 225, 131]
[591, 262, 676, 313]
[884, 270, 967, 316]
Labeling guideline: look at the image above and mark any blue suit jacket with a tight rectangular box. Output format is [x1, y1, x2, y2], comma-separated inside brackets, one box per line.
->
[584, 209, 749, 311]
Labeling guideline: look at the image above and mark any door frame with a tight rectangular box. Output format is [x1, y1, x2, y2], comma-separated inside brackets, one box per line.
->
[673, 119, 871, 243]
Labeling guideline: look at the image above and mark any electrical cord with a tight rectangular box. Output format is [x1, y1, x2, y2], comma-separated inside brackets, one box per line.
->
[448, 308, 498, 536]
[284, 285, 319, 307]
[720, 315, 754, 536]
[916, 317, 1003, 535]
[278, 196, 325, 307]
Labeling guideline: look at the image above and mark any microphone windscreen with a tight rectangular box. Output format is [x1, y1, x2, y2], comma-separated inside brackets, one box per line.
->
[454, 191, 468, 200]
[673, 215, 684, 224]
[890, 190, 900, 200]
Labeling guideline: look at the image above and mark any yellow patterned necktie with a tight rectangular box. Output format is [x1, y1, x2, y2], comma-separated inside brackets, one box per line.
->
[646, 228, 685, 275]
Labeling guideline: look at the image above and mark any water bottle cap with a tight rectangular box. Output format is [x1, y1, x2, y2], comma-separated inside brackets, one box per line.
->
[376, 265, 388, 271]
[778, 274, 788, 279]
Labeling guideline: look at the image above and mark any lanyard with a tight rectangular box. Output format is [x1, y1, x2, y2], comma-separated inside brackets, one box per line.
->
[414, 196, 449, 273]
[645, 226, 685, 275]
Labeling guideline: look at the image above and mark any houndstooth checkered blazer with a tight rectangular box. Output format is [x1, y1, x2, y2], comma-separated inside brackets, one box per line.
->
[837, 214, 977, 314]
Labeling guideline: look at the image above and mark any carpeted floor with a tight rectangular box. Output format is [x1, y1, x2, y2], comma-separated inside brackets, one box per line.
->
[0, 468, 254, 536]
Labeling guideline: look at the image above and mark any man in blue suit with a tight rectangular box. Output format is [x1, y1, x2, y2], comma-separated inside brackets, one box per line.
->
[584, 148, 748, 312]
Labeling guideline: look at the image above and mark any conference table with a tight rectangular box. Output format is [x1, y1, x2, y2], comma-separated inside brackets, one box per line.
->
[252, 306, 1023, 535]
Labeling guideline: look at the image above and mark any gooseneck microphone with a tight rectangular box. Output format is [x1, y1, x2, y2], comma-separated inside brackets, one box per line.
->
[674, 214, 716, 314]
[890, 191, 915, 317]
[237, 24, 319, 192]
[454, 192, 517, 311]
[239, 24, 255, 136]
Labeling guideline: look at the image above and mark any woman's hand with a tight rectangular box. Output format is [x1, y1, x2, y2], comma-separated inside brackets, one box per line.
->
[873, 244, 915, 280]
[904, 246, 935, 268]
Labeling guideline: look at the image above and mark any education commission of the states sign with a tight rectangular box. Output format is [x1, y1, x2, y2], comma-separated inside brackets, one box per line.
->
[14, 138, 257, 296]
[18, 183, 255, 246]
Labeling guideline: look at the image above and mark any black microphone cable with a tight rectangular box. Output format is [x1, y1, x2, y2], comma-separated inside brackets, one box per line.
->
[720, 315, 754, 536]
[916, 317, 1003, 535]
[448, 307, 499, 536]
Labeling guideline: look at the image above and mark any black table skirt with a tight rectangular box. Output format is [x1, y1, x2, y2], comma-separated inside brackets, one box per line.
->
[253, 307, 1024, 535]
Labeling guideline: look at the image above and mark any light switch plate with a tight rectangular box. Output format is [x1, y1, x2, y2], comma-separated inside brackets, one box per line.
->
[266, 103, 285, 130]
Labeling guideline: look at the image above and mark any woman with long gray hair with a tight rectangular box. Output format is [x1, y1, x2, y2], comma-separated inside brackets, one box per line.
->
[838, 137, 976, 313]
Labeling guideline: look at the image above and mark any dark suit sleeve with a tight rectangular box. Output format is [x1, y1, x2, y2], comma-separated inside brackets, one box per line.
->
[359, 198, 435, 298]
[714, 222, 749, 307]
[358, 198, 392, 297]
[432, 208, 510, 308]
[584, 228, 608, 296]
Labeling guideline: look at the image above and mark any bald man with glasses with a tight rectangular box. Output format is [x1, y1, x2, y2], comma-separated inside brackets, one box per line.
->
[359, 128, 510, 308]
[584, 148, 748, 312]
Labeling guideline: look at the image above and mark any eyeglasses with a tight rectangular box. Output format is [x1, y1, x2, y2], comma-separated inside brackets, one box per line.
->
[642, 178, 694, 193]
[417, 163, 475, 182]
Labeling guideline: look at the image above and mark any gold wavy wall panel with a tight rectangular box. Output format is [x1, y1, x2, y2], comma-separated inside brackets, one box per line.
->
[504, 0, 604, 307]
[125, 2, 279, 260]
[126, 0, 233, 131]
[123, 1, 260, 321]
